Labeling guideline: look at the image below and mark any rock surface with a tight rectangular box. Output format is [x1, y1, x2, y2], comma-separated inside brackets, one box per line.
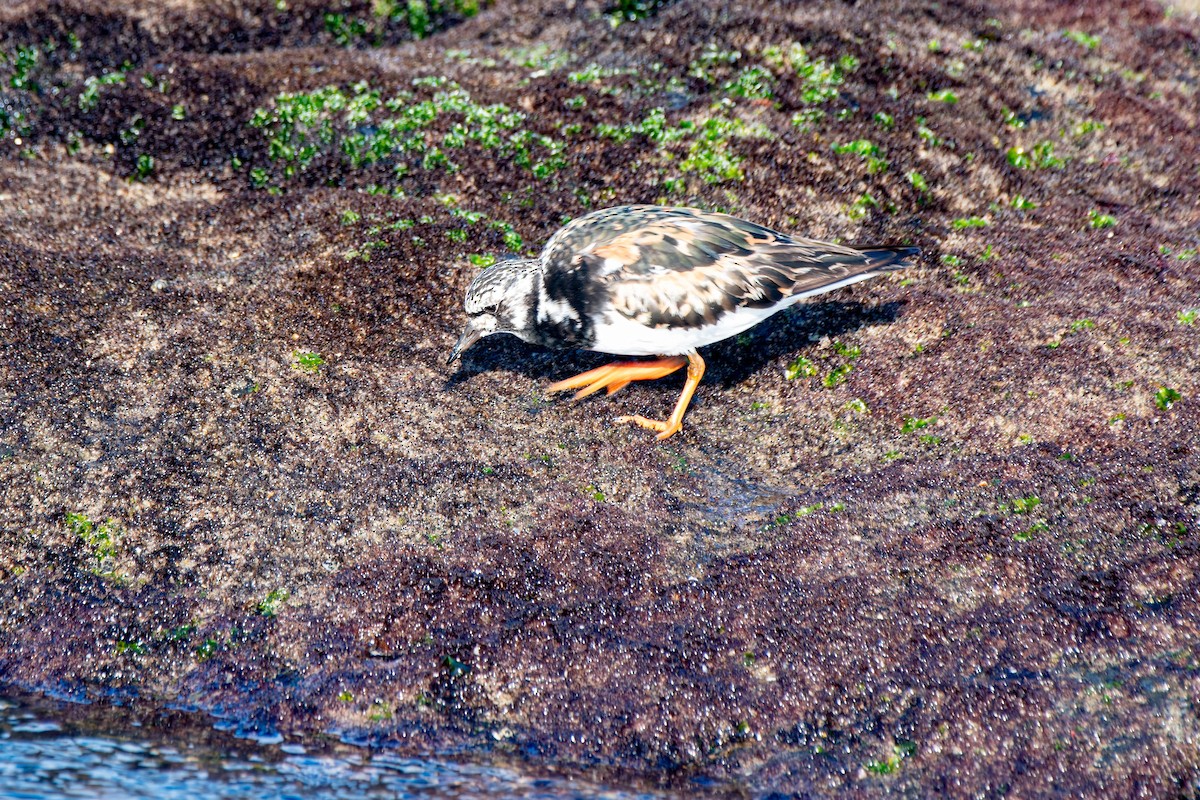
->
[1, 0, 1198, 795]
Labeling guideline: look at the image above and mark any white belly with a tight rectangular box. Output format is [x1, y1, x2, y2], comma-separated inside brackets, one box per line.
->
[589, 303, 780, 355]
[587, 271, 883, 356]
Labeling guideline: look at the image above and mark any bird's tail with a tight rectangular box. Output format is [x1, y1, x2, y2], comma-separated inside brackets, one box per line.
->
[854, 245, 921, 271]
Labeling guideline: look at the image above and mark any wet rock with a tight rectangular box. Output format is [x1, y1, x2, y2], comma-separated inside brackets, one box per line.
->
[0, 0, 1198, 795]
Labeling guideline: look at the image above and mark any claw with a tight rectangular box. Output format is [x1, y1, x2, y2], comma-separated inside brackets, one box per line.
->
[615, 414, 681, 440]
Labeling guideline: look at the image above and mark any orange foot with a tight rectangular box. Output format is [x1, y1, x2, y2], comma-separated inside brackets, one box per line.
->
[545, 356, 688, 399]
[546, 353, 706, 441]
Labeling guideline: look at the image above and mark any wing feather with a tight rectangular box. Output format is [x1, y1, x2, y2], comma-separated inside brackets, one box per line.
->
[541, 206, 916, 330]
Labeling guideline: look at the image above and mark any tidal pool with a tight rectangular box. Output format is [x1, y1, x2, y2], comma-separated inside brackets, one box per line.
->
[0, 692, 663, 799]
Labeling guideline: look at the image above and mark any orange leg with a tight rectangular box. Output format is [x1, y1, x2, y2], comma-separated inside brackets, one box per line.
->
[545, 353, 706, 440]
[545, 356, 688, 400]
[615, 352, 705, 440]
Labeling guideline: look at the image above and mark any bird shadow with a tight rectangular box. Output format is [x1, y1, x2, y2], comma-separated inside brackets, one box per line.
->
[708, 299, 904, 387]
[442, 299, 904, 390]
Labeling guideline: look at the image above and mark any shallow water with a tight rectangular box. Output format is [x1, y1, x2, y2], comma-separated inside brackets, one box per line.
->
[0, 693, 662, 799]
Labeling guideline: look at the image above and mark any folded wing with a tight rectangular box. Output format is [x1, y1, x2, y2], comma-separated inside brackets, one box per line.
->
[541, 205, 917, 330]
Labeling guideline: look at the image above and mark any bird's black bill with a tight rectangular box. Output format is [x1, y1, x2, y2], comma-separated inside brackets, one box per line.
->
[447, 323, 483, 365]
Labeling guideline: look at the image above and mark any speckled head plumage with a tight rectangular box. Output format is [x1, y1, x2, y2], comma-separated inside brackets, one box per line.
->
[446, 258, 541, 364]
[448, 205, 919, 438]
[461, 257, 541, 315]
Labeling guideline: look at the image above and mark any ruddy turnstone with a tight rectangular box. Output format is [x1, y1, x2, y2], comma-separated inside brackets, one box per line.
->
[448, 205, 918, 440]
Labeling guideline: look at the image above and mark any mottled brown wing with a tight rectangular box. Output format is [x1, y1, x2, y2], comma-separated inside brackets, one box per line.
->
[541, 205, 913, 329]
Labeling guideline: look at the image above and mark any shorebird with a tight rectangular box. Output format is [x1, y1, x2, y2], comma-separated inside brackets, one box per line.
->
[448, 205, 918, 440]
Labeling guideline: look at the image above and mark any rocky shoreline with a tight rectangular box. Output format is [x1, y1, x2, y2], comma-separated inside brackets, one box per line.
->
[1, 1, 1198, 795]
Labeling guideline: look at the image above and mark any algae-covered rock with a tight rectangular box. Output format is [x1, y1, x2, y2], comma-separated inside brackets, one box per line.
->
[1, 0, 1198, 795]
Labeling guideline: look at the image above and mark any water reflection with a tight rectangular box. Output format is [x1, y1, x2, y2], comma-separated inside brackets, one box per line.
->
[0, 694, 661, 799]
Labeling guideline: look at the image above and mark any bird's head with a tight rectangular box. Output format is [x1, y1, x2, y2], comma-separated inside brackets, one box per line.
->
[447, 258, 541, 364]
